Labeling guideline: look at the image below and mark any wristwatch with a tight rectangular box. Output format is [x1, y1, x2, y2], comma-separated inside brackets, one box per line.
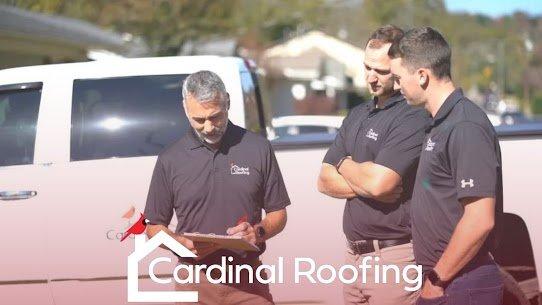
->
[426, 269, 450, 289]
[255, 225, 266, 243]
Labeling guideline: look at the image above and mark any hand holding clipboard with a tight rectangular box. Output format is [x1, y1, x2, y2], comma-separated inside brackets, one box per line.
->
[180, 232, 260, 252]
[181, 213, 260, 252]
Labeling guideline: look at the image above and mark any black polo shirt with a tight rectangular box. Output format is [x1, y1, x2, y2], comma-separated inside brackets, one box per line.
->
[144, 121, 291, 263]
[323, 92, 430, 241]
[411, 89, 503, 269]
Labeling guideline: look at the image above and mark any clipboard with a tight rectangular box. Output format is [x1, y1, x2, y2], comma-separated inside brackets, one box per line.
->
[180, 232, 260, 252]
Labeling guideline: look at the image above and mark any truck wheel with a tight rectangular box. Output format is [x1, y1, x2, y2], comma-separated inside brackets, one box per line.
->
[500, 267, 530, 305]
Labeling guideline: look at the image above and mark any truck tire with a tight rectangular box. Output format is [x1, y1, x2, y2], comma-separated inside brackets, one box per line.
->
[500, 267, 530, 305]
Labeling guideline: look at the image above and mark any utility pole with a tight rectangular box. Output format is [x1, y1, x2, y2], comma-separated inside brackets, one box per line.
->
[497, 40, 506, 98]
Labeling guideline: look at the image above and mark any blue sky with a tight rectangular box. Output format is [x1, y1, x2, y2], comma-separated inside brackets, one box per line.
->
[445, 0, 542, 17]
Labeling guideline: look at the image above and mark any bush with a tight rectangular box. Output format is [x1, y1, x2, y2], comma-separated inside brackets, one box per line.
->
[532, 93, 542, 115]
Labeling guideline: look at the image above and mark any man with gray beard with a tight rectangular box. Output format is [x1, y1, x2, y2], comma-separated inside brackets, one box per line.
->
[145, 70, 291, 305]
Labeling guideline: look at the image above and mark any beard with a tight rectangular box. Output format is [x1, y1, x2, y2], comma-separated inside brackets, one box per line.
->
[370, 82, 394, 98]
[195, 124, 227, 144]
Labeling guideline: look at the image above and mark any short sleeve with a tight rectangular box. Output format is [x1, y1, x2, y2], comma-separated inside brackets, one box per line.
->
[448, 123, 499, 200]
[262, 142, 291, 213]
[144, 157, 174, 226]
[374, 110, 429, 176]
[323, 111, 352, 166]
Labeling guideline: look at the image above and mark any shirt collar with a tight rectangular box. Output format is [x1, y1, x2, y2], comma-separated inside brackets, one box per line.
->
[368, 90, 404, 112]
[431, 88, 464, 127]
[187, 120, 234, 151]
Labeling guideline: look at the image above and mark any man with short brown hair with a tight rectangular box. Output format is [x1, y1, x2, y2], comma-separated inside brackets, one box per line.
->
[318, 25, 429, 305]
[389, 27, 503, 305]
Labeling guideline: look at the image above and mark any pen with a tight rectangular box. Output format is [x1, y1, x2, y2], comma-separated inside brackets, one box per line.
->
[236, 214, 248, 226]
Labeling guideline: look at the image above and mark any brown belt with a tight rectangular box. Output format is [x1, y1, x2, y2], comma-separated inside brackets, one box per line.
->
[347, 238, 411, 255]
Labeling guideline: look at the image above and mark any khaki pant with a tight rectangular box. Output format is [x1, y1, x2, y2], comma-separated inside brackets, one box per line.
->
[343, 241, 421, 305]
[175, 260, 274, 305]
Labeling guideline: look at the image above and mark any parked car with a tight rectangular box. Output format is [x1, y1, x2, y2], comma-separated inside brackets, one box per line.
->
[270, 115, 344, 139]
[487, 111, 532, 126]
[1, 57, 541, 305]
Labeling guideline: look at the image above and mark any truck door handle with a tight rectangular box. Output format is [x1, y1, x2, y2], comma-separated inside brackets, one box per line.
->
[0, 191, 37, 201]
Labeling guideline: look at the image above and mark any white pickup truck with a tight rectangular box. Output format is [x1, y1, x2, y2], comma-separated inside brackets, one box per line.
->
[0, 56, 541, 305]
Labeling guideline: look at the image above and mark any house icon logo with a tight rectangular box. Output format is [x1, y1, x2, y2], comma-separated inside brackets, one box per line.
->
[127, 232, 198, 302]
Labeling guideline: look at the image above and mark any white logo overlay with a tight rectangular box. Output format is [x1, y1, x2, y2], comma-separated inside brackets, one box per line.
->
[461, 178, 474, 188]
[365, 129, 379, 141]
[231, 163, 250, 175]
[127, 234, 423, 302]
[128, 233, 198, 302]
[425, 138, 436, 151]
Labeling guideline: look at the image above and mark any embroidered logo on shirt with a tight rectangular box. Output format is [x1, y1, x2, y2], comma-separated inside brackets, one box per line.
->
[425, 138, 436, 151]
[461, 179, 474, 188]
[365, 129, 379, 141]
[231, 163, 250, 175]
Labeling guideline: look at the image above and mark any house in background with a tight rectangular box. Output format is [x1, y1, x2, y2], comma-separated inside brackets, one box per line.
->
[260, 31, 367, 117]
[0, 4, 148, 69]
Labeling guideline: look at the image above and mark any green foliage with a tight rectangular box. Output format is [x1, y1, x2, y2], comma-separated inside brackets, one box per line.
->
[3, 0, 542, 107]
[3, 0, 326, 55]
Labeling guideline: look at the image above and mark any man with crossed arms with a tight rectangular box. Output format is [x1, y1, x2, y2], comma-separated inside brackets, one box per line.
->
[318, 25, 430, 305]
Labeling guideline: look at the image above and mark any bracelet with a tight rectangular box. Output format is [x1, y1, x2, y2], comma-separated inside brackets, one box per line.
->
[336, 156, 348, 171]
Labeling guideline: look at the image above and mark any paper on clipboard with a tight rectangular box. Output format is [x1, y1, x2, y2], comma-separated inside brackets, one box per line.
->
[180, 232, 260, 252]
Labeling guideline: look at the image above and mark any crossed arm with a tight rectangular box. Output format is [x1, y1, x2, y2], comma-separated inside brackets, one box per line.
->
[317, 157, 403, 203]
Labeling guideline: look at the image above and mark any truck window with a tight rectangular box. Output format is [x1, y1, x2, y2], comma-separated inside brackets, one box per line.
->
[70, 74, 189, 161]
[240, 71, 263, 134]
[0, 84, 42, 167]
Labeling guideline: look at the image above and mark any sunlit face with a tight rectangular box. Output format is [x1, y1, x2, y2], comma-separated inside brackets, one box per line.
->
[390, 57, 424, 106]
[364, 42, 395, 98]
[185, 93, 229, 145]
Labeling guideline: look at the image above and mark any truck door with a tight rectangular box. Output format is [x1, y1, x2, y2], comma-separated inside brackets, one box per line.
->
[47, 74, 188, 305]
[0, 82, 54, 305]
